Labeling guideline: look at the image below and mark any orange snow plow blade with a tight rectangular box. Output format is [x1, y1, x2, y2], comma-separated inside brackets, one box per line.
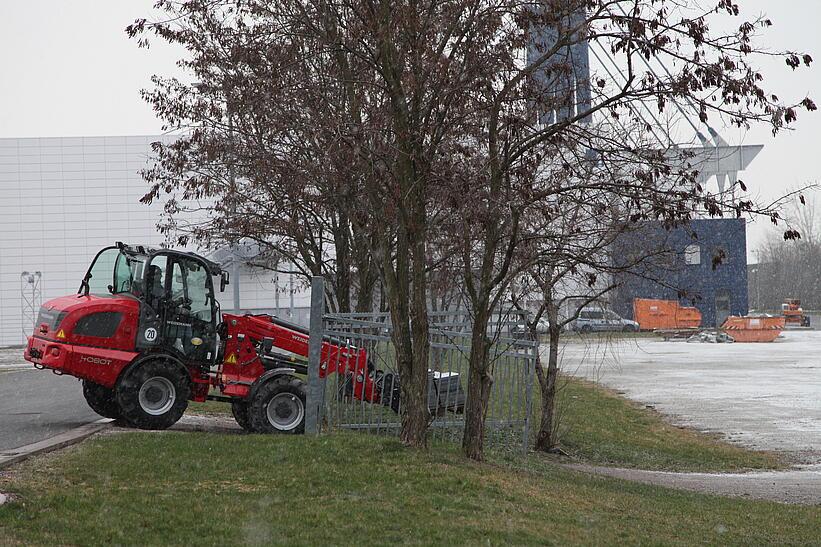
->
[720, 316, 785, 343]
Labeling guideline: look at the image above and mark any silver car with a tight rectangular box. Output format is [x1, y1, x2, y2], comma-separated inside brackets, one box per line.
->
[510, 317, 550, 338]
[572, 308, 639, 333]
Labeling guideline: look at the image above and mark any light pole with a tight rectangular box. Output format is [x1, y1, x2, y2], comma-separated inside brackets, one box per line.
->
[753, 249, 761, 311]
[193, 80, 241, 312]
[227, 96, 241, 313]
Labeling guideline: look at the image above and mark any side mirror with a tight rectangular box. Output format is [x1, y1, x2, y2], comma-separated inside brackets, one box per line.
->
[220, 271, 230, 292]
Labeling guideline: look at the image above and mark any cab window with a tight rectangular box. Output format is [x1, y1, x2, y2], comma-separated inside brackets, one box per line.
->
[184, 261, 214, 323]
[145, 255, 169, 310]
[86, 248, 119, 295]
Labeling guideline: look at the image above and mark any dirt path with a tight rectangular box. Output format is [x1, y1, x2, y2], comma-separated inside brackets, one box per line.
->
[101, 414, 243, 436]
[567, 464, 821, 505]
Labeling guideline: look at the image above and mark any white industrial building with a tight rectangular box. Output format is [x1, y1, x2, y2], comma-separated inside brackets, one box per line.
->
[0, 135, 309, 347]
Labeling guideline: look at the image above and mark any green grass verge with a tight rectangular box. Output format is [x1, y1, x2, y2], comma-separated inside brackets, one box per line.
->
[187, 377, 782, 472]
[187, 399, 231, 416]
[0, 433, 815, 546]
[550, 378, 783, 471]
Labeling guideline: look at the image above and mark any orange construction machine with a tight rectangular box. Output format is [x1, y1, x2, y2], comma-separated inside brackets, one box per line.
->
[633, 298, 702, 331]
[781, 299, 811, 328]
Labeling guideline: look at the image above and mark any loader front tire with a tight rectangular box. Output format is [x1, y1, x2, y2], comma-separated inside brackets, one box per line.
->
[116, 357, 190, 430]
[231, 399, 254, 432]
[249, 376, 306, 434]
[82, 380, 121, 419]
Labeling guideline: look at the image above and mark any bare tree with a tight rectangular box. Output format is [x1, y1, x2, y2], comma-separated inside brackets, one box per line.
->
[130, 0, 813, 458]
[755, 192, 821, 310]
[444, 0, 814, 460]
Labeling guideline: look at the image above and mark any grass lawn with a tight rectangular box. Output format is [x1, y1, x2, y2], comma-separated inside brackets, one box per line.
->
[0, 432, 816, 546]
[187, 398, 231, 416]
[187, 377, 783, 473]
[550, 378, 783, 471]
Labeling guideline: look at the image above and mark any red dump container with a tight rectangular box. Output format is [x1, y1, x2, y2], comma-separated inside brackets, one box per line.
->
[720, 316, 785, 343]
[633, 298, 702, 331]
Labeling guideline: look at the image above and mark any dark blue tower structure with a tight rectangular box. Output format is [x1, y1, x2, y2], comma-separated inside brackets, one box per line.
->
[611, 219, 749, 327]
[527, 6, 752, 328]
[527, 6, 591, 125]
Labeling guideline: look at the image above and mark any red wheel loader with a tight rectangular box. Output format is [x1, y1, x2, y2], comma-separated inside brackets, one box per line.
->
[24, 243, 463, 432]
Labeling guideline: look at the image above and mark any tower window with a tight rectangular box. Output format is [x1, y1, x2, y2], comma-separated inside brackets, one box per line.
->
[684, 244, 701, 265]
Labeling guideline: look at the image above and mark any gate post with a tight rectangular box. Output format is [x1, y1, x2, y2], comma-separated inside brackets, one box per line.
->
[305, 275, 326, 435]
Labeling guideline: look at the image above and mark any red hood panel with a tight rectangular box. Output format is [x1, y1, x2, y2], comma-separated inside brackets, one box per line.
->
[41, 294, 140, 314]
[36, 293, 141, 351]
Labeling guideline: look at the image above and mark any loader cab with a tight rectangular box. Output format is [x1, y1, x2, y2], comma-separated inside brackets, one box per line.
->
[82, 243, 226, 366]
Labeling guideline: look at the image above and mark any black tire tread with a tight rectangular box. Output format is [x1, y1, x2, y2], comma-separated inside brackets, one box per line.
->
[116, 357, 190, 430]
[248, 376, 306, 434]
[231, 399, 254, 432]
[82, 380, 121, 419]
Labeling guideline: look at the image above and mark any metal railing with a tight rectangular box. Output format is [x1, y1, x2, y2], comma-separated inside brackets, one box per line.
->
[306, 277, 539, 455]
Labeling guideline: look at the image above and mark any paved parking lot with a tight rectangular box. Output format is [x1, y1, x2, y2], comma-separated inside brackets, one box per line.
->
[0, 348, 99, 452]
[560, 330, 821, 463]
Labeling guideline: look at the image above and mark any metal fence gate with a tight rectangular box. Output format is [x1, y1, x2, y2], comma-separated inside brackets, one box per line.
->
[305, 277, 539, 455]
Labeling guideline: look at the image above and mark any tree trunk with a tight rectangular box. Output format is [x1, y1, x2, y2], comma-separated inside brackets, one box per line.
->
[535, 300, 561, 451]
[534, 325, 560, 451]
[462, 308, 492, 460]
[399, 337, 430, 446]
[381, 203, 430, 449]
[354, 256, 378, 313]
[403, 170, 431, 447]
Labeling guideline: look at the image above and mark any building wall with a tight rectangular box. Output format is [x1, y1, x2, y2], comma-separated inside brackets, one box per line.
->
[612, 218, 749, 327]
[226, 264, 312, 326]
[0, 136, 310, 346]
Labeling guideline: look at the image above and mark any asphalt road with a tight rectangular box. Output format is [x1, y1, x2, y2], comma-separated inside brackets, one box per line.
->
[0, 348, 99, 452]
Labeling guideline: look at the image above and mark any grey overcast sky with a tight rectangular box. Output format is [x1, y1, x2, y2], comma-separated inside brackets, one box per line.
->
[0, 1, 818, 255]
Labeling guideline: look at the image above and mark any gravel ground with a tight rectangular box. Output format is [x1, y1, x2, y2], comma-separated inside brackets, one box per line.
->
[558, 329, 821, 504]
[560, 330, 821, 464]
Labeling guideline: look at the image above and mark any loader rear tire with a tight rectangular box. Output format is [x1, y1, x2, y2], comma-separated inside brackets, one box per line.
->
[116, 357, 190, 430]
[249, 376, 306, 434]
[231, 399, 254, 432]
[82, 380, 121, 419]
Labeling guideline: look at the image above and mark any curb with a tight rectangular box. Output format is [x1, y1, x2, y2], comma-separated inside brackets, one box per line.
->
[0, 419, 112, 469]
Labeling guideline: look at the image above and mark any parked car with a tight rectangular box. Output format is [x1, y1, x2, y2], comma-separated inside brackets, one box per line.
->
[510, 317, 550, 338]
[572, 308, 639, 333]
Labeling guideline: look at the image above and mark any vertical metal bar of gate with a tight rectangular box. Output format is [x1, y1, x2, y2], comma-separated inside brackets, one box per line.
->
[306, 276, 325, 435]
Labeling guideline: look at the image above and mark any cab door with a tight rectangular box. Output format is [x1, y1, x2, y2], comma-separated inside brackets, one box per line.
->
[136, 254, 169, 349]
[166, 256, 218, 365]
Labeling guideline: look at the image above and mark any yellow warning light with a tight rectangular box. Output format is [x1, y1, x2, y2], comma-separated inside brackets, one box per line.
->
[56, 329, 66, 340]
[225, 354, 238, 364]
[191, 337, 203, 346]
